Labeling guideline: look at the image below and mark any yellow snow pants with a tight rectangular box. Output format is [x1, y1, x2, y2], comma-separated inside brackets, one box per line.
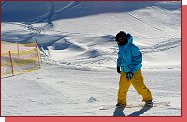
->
[117, 70, 153, 105]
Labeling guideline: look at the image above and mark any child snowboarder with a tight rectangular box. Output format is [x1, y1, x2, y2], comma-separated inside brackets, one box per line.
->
[115, 31, 153, 108]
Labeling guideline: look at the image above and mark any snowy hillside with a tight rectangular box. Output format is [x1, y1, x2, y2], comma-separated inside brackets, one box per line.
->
[1, 1, 181, 116]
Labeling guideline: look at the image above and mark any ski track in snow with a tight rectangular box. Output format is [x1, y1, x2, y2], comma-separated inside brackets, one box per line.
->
[140, 38, 181, 54]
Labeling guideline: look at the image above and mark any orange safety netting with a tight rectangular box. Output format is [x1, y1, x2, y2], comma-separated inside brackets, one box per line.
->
[1, 41, 41, 78]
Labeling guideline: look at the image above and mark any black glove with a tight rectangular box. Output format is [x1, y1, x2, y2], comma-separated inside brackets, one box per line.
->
[126, 72, 134, 80]
[117, 66, 121, 74]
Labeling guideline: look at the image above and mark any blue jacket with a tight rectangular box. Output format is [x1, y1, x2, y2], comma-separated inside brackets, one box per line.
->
[117, 34, 142, 73]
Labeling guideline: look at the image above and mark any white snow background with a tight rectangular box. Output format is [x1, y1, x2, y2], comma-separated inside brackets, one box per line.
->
[1, 1, 181, 116]
[0, 117, 5, 122]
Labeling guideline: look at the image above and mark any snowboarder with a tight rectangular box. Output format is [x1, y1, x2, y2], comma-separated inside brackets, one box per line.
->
[115, 31, 153, 108]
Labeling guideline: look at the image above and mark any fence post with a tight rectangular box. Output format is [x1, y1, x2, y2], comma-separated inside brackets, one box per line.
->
[35, 41, 41, 69]
[17, 42, 20, 61]
[9, 51, 14, 76]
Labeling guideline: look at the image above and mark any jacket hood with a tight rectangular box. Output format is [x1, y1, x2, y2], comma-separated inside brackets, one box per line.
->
[127, 33, 133, 44]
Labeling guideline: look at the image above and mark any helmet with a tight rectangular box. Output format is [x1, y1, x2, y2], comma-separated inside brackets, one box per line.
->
[115, 31, 128, 46]
[115, 31, 127, 42]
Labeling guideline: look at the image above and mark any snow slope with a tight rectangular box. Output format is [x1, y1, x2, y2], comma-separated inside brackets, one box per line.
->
[2, 63, 180, 116]
[1, 1, 181, 116]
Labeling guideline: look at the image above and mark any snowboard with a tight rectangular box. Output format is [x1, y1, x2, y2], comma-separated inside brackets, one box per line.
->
[99, 101, 170, 110]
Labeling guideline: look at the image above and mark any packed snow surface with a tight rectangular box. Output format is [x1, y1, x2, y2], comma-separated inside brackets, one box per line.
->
[1, 1, 181, 116]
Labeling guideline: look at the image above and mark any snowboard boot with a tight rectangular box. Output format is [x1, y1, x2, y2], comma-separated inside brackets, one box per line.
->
[144, 100, 153, 107]
[116, 103, 126, 108]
